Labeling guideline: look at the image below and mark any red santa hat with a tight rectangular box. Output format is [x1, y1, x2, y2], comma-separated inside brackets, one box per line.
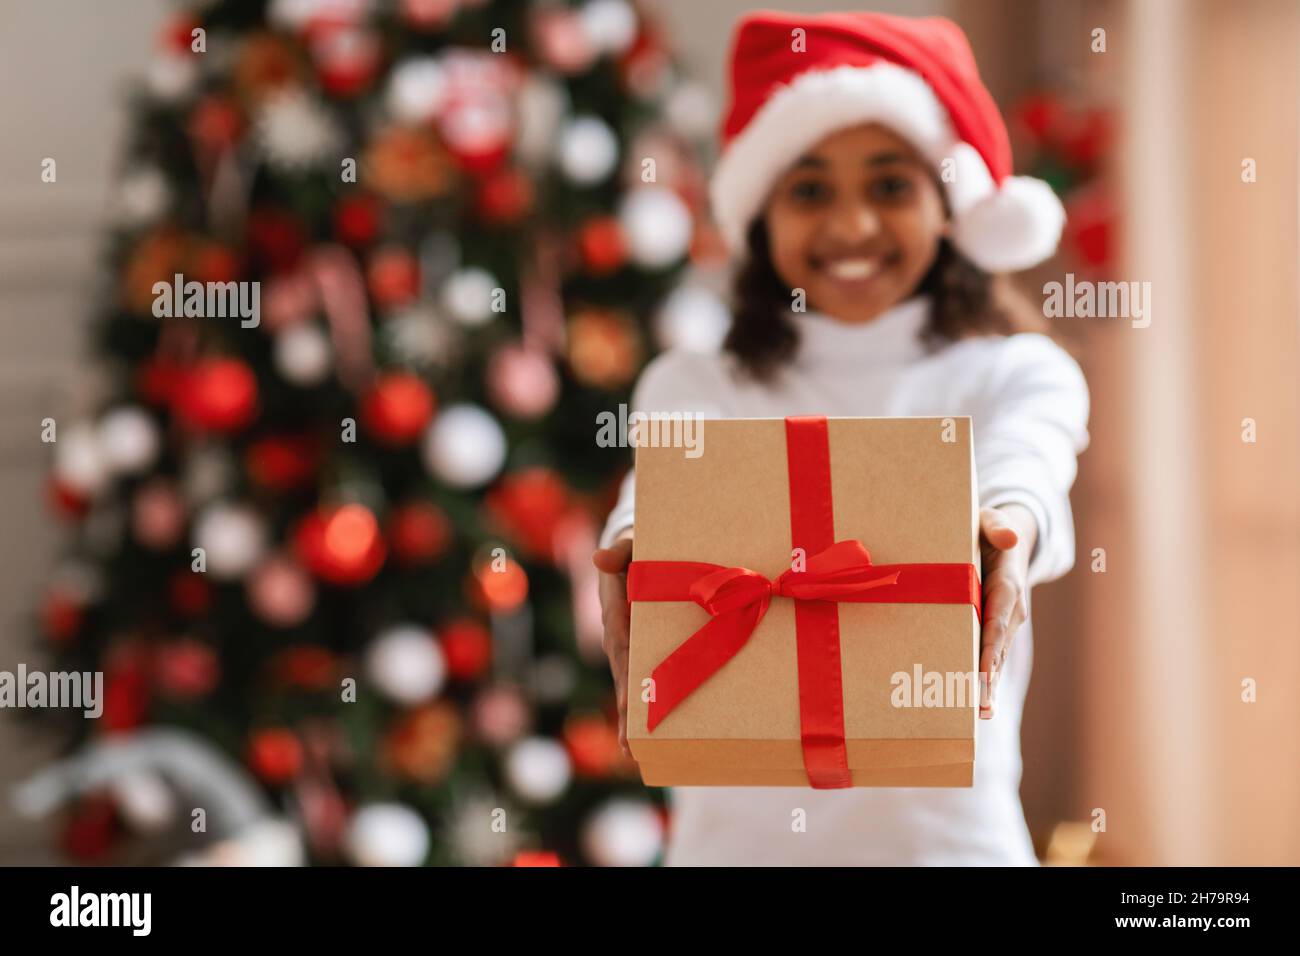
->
[711, 11, 1065, 273]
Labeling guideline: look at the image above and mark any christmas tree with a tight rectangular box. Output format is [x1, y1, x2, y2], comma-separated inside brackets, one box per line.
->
[32, 0, 725, 866]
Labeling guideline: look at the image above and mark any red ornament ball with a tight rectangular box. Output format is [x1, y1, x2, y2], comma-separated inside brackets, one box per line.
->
[440, 618, 492, 680]
[578, 216, 627, 275]
[476, 168, 534, 225]
[367, 246, 421, 309]
[153, 639, 220, 699]
[511, 850, 562, 867]
[361, 372, 436, 446]
[387, 500, 452, 565]
[247, 555, 316, 628]
[174, 358, 259, 433]
[41, 589, 83, 645]
[135, 356, 185, 406]
[188, 94, 245, 153]
[294, 503, 388, 586]
[564, 714, 624, 778]
[46, 476, 91, 522]
[486, 468, 573, 562]
[270, 645, 339, 691]
[246, 433, 320, 491]
[333, 193, 383, 246]
[248, 728, 304, 784]
[101, 656, 150, 733]
[246, 207, 308, 274]
[169, 570, 213, 616]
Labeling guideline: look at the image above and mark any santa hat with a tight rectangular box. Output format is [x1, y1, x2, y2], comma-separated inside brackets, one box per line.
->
[710, 11, 1065, 273]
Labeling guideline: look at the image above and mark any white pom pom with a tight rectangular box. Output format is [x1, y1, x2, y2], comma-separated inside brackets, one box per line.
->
[619, 187, 693, 269]
[345, 803, 430, 867]
[504, 738, 572, 804]
[950, 175, 1066, 273]
[581, 799, 664, 867]
[366, 625, 446, 705]
[422, 404, 506, 489]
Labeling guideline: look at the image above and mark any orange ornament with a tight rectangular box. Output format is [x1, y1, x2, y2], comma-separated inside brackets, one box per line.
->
[383, 702, 463, 784]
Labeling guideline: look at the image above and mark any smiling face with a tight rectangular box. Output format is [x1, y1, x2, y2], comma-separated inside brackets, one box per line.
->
[762, 123, 950, 324]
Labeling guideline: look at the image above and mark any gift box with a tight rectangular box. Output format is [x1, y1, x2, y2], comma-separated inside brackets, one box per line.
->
[627, 415, 982, 788]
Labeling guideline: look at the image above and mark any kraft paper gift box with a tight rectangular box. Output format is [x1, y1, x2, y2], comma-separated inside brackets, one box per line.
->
[626, 416, 982, 788]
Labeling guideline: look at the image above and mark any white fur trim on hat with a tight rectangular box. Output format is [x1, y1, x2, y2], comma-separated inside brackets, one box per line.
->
[710, 62, 1065, 272]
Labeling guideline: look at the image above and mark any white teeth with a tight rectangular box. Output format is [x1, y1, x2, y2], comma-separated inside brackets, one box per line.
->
[824, 258, 880, 281]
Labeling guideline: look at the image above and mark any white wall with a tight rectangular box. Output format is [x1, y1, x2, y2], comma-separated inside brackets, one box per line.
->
[0, 0, 169, 863]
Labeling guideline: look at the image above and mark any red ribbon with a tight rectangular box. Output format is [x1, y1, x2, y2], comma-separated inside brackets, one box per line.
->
[627, 415, 981, 789]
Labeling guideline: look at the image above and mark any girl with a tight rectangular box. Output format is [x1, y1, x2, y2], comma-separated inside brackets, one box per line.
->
[593, 11, 1089, 866]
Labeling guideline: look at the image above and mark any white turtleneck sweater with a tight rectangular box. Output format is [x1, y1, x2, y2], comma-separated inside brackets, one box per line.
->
[598, 295, 1091, 866]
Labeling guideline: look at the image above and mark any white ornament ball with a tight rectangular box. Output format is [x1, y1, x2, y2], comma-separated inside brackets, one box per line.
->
[97, 407, 160, 475]
[582, 799, 664, 867]
[422, 404, 506, 489]
[581, 0, 638, 54]
[557, 115, 619, 185]
[193, 503, 267, 579]
[344, 803, 430, 867]
[440, 267, 499, 328]
[274, 324, 332, 386]
[665, 82, 717, 139]
[110, 771, 177, 834]
[256, 91, 343, 171]
[655, 285, 730, 353]
[386, 57, 448, 123]
[147, 55, 198, 102]
[504, 737, 572, 804]
[54, 423, 110, 497]
[366, 625, 446, 705]
[619, 187, 693, 269]
[114, 168, 170, 226]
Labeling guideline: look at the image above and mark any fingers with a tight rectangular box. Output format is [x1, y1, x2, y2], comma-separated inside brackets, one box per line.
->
[979, 507, 1019, 552]
[598, 565, 633, 758]
[592, 536, 634, 575]
[978, 569, 1028, 720]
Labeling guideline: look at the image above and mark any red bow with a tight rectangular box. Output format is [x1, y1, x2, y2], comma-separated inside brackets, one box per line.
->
[627, 416, 980, 789]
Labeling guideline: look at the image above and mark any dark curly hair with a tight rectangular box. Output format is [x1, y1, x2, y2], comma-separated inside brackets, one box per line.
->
[724, 217, 1045, 381]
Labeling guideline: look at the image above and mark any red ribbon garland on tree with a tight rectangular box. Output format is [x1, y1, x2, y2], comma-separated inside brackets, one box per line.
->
[627, 415, 982, 789]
